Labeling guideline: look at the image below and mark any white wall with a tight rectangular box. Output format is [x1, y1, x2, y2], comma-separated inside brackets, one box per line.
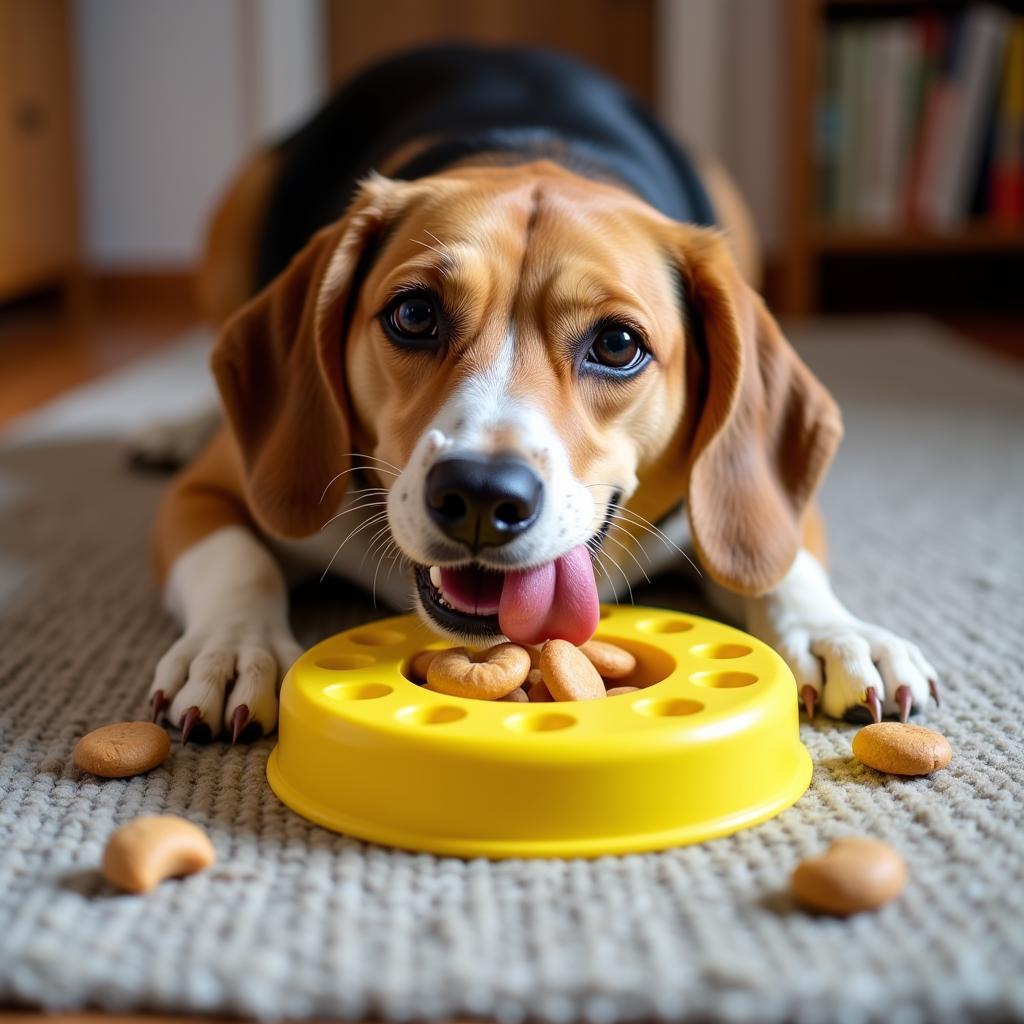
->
[656, 0, 786, 253]
[73, 0, 325, 270]
[248, 0, 326, 144]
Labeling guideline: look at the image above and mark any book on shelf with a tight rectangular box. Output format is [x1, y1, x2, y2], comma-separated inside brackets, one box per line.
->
[816, 4, 1024, 234]
[991, 19, 1024, 224]
[920, 5, 1010, 227]
[862, 20, 920, 227]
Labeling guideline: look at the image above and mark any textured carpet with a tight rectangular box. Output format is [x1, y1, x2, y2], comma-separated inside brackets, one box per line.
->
[0, 317, 1022, 1023]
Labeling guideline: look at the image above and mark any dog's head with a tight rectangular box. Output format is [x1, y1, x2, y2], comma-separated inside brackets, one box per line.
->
[212, 162, 841, 646]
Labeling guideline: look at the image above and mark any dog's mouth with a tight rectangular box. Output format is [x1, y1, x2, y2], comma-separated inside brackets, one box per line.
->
[410, 491, 620, 646]
[414, 544, 600, 646]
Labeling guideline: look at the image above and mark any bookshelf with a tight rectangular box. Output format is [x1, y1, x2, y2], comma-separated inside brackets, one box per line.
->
[781, 0, 1024, 314]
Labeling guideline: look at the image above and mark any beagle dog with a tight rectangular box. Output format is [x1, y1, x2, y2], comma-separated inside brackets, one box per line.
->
[151, 45, 938, 743]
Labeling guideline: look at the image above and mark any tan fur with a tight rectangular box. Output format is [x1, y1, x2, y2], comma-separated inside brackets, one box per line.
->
[160, 155, 839, 597]
[153, 427, 250, 582]
[801, 502, 829, 566]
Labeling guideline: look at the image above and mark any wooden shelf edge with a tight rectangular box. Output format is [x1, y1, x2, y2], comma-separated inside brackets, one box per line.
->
[811, 226, 1024, 253]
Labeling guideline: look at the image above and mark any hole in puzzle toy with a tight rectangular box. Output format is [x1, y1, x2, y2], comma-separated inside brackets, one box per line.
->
[397, 705, 467, 726]
[316, 655, 375, 671]
[598, 607, 613, 619]
[634, 697, 704, 717]
[505, 711, 576, 732]
[592, 637, 675, 689]
[690, 671, 758, 689]
[324, 682, 393, 700]
[348, 628, 406, 646]
[638, 616, 694, 634]
[691, 643, 752, 660]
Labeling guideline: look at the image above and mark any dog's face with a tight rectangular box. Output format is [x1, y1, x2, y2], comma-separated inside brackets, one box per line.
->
[213, 162, 841, 646]
[342, 165, 692, 644]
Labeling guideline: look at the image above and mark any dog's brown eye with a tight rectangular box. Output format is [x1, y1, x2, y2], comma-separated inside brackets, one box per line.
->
[382, 290, 443, 347]
[392, 297, 436, 336]
[586, 325, 647, 373]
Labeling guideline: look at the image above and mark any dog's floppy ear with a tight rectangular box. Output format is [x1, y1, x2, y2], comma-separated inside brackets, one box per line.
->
[677, 227, 843, 594]
[211, 178, 394, 538]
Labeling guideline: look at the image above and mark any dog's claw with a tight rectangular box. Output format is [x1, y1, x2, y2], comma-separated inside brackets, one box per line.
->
[800, 685, 817, 721]
[150, 689, 167, 723]
[179, 706, 203, 745]
[929, 678, 941, 708]
[896, 685, 912, 723]
[230, 705, 250, 745]
[864, 688, 882, 725]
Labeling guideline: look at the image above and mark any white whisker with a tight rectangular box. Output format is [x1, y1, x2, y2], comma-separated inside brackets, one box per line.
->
[319, 465, 398, 503]
[599, 544, 635, 605]
[371, 540, 401, 607]
[411, 236, 449, 260]
[605, 506, 702, 578]
[423, 229, 448, 250]
[605, 520, 654, 565]
[320, 512, 390, 581]
[385, 545, 408, 586]
[603, 531, 651, 585]
[335, 452, 402, 471]
[319, 500, 390, 532]
[586, 537, 618, 603]
[360, 524, 393, 571]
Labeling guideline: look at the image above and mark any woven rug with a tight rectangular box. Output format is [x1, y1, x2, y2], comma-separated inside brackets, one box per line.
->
[0, 317, 1022, 1023]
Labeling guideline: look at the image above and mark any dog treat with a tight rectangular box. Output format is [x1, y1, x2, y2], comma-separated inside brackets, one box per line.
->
[409, 649, 439, 683]
[73, 722, 171, 778]
[852, 722, 953, 776]
[499, 687, 530, 703]
[605, 686, 641, 697]
[526, 669, 552, 702]
[579, 639, 636, 680]
[540, 639, 606, 701]
[101, 815, 216, 893]
[427, 643, 531, 699]
[791, 837, 907, 916]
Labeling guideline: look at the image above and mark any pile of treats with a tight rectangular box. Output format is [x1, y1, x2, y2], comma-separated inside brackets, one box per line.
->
[409, 638, 638, 702]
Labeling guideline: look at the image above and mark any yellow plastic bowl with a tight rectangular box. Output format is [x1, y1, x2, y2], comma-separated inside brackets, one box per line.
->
[267, 606, 811, 858]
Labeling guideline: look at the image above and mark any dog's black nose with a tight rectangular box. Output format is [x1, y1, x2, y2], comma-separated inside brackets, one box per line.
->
[425, 454, 543, 551]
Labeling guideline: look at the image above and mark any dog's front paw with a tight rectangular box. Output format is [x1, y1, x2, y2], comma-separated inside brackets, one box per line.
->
[127, 408, 219, 472]
[766, 617, 939, 722]
[149, 620, 302, 743]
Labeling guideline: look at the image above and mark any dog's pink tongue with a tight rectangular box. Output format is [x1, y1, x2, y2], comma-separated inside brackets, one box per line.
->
[498, 544, 599, 646]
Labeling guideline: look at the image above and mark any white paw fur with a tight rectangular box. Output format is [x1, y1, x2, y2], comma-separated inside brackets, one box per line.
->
[151, 526, 300, 739]
[128, 407, 220, 470]
[745, 551, 938, 719]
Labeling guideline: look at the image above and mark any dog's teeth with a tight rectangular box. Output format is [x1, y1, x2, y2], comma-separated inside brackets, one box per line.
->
[429, 566, 442, 588]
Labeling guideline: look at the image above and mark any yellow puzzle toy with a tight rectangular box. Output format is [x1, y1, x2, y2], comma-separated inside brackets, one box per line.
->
[267, 605, 811, 858]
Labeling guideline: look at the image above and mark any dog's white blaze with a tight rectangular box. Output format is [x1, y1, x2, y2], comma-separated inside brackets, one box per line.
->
[387, 328, 598, 574]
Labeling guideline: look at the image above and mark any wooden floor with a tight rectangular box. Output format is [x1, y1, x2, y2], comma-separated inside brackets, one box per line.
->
[0, 290, 197, 428]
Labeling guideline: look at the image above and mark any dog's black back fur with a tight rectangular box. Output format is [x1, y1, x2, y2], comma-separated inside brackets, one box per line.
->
[257, 45, 715, 289]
